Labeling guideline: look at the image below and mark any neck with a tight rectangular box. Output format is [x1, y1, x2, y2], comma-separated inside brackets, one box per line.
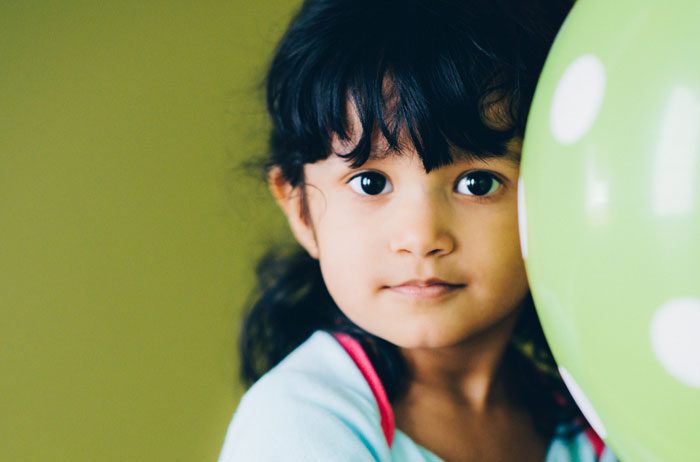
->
[397, 306, 523, 414]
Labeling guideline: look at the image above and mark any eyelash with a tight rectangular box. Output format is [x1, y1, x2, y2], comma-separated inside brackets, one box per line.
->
[346, 170, 505, 200]
[454, 171, 505, 201]
[346, 170, 393, 196]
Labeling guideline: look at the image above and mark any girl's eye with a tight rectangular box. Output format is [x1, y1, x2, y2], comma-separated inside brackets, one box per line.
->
[455, 171, 502, 197]
[347, 171, 393, 196]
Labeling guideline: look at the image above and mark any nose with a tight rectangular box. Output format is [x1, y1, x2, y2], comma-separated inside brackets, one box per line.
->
[388, 192, 456, 258]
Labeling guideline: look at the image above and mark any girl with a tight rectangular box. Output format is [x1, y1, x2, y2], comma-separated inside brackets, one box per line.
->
[220, 0, 618, 460]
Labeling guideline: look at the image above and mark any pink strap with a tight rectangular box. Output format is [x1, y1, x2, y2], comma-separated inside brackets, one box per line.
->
[554, 392, 606, 459]
[333, 332, 395, 448]
[584, 427, 605, 459]
[333, 335, 607, 456]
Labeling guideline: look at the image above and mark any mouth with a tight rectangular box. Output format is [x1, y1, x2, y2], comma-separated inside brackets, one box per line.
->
[385, 278, 466, 300]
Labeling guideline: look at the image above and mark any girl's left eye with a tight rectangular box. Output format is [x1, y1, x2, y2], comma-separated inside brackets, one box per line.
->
[347, 171, 393, 196]
[455, 171, 502, 197]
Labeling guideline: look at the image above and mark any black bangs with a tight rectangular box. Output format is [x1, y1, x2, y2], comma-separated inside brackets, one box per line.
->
[266, 0, 570, 185]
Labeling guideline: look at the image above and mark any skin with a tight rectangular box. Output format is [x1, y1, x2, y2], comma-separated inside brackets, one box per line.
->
[270, 110, 545, 461]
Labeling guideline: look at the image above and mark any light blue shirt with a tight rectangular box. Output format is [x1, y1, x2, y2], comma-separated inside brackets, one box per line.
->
[218, 331, 618, 461]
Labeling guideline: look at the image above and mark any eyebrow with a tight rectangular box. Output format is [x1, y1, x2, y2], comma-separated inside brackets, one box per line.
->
[443, 147, 522, 167]
[366, 146, 404, 161]
[504, 149, 521, 165]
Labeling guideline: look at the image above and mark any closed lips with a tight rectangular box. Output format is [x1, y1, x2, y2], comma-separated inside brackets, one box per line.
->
[387, 279, 465, 299]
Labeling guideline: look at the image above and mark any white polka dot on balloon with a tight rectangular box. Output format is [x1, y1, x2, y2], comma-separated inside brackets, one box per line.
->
[559, 366, 608, 439]
[650, 298, 700, 388]
[517, 177, 528, 259]
[550, 54, 606, 145]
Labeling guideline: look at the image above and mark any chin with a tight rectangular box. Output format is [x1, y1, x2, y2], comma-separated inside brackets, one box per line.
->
[386, 324, 468, 350]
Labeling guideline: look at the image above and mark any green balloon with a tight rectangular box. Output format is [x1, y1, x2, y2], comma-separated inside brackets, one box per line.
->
[521, 0, 700, 460]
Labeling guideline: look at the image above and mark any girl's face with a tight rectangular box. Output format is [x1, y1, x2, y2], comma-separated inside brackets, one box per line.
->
[273, 124, 529, 349]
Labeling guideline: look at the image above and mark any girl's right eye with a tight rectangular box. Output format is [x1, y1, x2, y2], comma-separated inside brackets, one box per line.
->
[347, 171, 393, 196]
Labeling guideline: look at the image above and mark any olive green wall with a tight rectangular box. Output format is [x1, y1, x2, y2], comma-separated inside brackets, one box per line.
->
[0, 2, 297, 460]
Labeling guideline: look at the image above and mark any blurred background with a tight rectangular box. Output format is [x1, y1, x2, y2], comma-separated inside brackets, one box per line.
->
[0, 1, 297, 460]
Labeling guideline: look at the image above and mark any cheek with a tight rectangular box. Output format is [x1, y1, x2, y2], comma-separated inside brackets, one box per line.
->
[492, 223, 530, 300]
[313, 209, 378, 307]
[317, 245, 375, 328]
[315, 212, 365, 256]
[312, 198, 383, 259]
[466, 208, 528, 295]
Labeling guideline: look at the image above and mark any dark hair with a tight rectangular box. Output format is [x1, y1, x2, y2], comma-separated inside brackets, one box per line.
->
[240, 0, 583, 441]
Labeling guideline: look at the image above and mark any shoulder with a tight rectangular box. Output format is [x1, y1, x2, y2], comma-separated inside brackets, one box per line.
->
[218, 331, 390, 462]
